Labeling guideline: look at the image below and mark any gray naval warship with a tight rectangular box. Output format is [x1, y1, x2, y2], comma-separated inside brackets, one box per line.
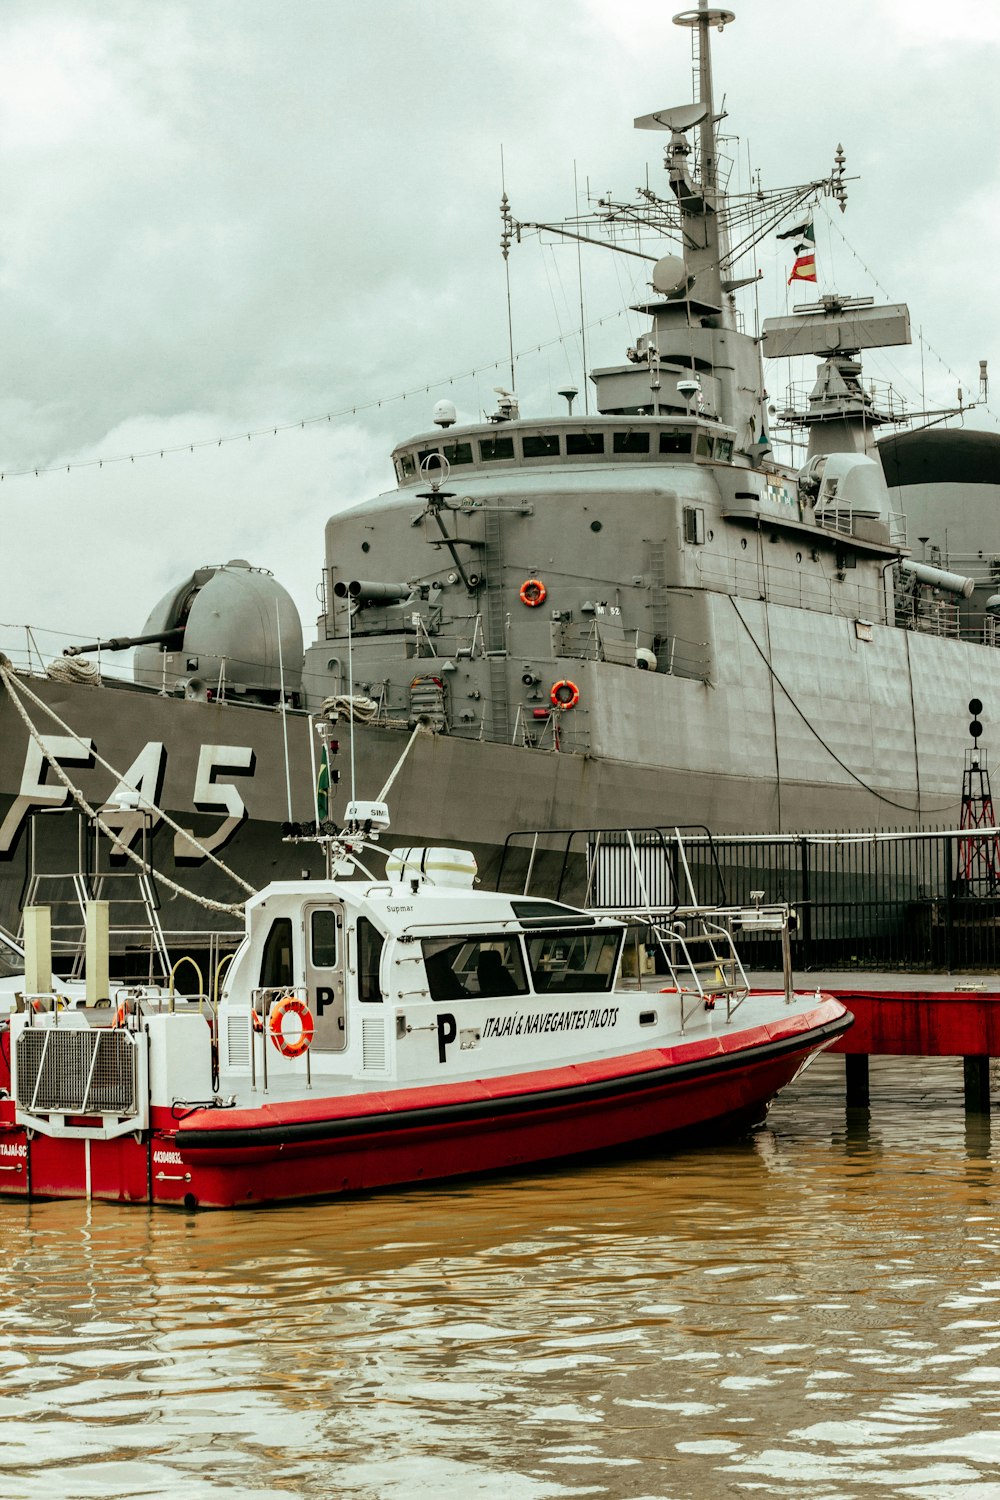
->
[2, 1, 998, 948]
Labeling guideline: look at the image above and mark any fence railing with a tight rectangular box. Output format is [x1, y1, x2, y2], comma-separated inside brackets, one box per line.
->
[682, 830, 1000, 973]
[497, 825, 1000, 973]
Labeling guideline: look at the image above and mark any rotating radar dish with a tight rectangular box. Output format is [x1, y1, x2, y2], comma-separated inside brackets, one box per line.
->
[651, 254, 687, 296]
[634, 101, 709, 133]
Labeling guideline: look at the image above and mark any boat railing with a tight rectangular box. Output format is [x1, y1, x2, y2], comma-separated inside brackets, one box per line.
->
[249, 986, 312, 1093]
[496, 824, 730, 912]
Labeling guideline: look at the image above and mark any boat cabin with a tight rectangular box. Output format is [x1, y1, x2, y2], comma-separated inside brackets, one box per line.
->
[218, 849, 628, 1089]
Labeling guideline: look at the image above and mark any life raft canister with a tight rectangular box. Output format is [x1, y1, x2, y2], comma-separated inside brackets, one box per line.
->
[268, 995, 315, 1058]
[519, 578, 547, 607]
[550, 679, 580, 710]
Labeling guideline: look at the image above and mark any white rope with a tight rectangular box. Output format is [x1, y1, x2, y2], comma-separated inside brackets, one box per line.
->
[45, 656, 101, 686]
[377, 723, 430, 804]
[0, 663, 253, 913]
[320, 694, 380, 724]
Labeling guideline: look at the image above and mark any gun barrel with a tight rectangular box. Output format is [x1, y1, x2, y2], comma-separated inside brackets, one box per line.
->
[63, 627, 185, 657]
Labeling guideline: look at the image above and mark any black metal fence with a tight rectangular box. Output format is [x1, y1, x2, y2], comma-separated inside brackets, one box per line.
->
[497, 825, 1000, 973]
[686, 831, 1000, 974]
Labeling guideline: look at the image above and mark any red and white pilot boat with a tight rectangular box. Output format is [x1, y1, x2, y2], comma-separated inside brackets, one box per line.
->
[0, 822, 851, 1209]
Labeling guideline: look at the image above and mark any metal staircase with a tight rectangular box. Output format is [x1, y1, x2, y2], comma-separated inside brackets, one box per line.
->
[483, 508, 511, 743]
[19, 809, 170, 984]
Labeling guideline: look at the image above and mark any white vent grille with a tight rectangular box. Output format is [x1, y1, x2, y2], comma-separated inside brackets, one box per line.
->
[16, 1028, 137, 1115]
[225, 1013, 252, 1069]
[361, 1016, 386, 1072]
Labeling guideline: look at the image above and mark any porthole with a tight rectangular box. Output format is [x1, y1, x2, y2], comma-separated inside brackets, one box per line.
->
[796, 551, 802, 563]
[361, 541, 370, 553]
[708, 529, 714, 541]
[740, 537, 748, 550]
[590, 521, 603, 533]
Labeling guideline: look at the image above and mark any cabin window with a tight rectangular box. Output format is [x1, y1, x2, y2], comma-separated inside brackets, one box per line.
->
[398, 452, 416, 479]
[695, 433, 713, 458]
[357, 918, 385, 1003]
[613, 431, 650, 454]
[479, 435, 515, 462]
[421, 935, 529, 1000]
[260, 918, 294, 990]
[566, 432, 605, 456]
[417, 447, 441, 466]
[683, 506, 706, 545]
[525, 930, 621, 995]
[442, 441, 473, 465]
[522, 433, 561, 459]
[310, 909, 338, 969]
[659, 431, 692, 455]
[715, 438, 734, 462]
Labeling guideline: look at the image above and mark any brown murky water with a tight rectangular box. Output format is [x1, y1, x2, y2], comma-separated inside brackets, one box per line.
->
[2, 1055, 1000, 1499]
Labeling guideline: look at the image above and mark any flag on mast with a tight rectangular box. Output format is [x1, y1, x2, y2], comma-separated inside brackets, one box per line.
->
[788, 253, 817, 284]
[777, 216, 815, 244]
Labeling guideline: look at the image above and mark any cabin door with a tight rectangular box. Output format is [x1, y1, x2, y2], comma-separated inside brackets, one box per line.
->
[303, 903, 347, 1052]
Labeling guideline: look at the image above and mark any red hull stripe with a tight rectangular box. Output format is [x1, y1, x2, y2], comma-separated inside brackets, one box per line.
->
[177, 1002, 851, 1157]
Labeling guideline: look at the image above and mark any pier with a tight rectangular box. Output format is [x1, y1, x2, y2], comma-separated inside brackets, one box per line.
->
[755, 970, 1000, 1113]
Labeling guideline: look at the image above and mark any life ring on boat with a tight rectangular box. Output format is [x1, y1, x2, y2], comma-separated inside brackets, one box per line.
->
[550, 679, 580, 710]
[519, 578, 547, 607]
[268, 995, 314, 1058]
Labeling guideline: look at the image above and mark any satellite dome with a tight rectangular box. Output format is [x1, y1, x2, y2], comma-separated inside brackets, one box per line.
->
[133, 560, 304, 702]
[433, 399, 457, 428]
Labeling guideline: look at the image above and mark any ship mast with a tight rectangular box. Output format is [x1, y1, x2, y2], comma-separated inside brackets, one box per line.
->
[671, 3, 735, 316]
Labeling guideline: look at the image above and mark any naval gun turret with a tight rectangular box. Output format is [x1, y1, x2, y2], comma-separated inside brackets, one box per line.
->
[66, 560, 304, 704]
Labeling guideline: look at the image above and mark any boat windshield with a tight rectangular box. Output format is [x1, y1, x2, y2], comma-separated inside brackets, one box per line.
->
[0, 934, 23, 981]
[525, 929, 621, 995]
[421, 935, 529, 1001]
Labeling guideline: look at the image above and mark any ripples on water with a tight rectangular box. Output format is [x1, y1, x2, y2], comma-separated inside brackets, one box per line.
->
[2, 1055, 1000, 1499]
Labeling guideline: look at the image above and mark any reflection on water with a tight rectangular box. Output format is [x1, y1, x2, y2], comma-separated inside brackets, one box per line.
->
[2, 1055, 999, 1499]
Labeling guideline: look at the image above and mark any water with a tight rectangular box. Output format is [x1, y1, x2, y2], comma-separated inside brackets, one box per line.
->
[2, 1055, 999, 1500]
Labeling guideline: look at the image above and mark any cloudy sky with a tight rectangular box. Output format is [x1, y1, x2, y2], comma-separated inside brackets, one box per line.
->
[1, 0, 997, 667]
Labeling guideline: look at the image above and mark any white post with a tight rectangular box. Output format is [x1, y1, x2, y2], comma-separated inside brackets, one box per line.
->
[85, 901, 110, 1006]
[23, 906, 52, 997]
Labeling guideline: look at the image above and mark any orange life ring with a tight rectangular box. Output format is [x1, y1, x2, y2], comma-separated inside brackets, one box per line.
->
[519, 578, 547, 607]
[550, 679, 580, 710]
[268, 995, 314, 1058]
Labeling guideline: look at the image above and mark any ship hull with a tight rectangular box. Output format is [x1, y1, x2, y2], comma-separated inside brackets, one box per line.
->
[0, 999, 851, 1208]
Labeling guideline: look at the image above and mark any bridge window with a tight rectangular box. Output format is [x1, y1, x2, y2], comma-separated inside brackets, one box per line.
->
[522, 433, 561, 459]
[525, 929, 621, 994]
[566, 432, 605, 456]
[358, 918, 385, 1003]
[421, 935, 529, 1000]
[260, 918, 293, 990]
[398, 452, 416, 479]
[715, 438, 734, 461]
[479, 435, 515, 461]
[696, 433, 713, 458]
[613, 431, 650, 454]
[660, 431, 692, 454]
[442, 441, 473, 465]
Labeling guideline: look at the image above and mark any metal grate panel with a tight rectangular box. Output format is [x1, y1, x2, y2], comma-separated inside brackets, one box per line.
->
[226, 1013, 252, 1069]
[16, 1027, 137, 1115]
[361, 1017, 386, 1072]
